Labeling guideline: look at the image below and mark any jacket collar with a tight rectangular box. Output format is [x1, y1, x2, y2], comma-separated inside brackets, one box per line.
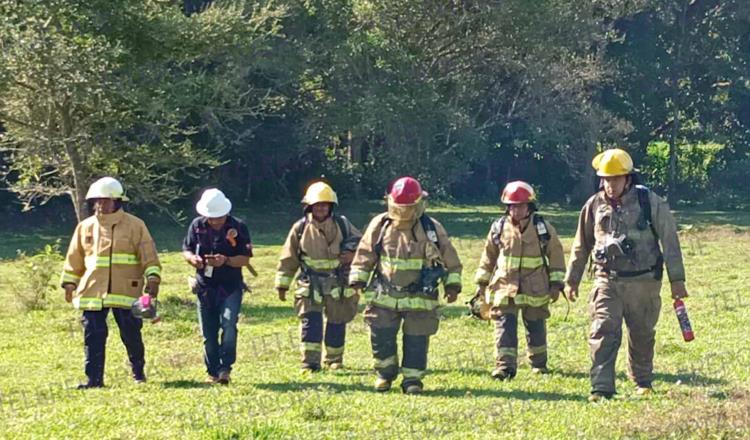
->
[307, 212, 333, 227]
[509, 215, 531, 230]
[95, 208, 125, 226]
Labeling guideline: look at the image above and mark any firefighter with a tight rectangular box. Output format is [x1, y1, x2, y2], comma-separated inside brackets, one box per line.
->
[275, 182, 362, 372]
[61, 177, 161, 388]
[349, 177, 462, 394]
[473, 181, 566, 380]
[565, 149, 689, 402]
[182, 188, 252, 385]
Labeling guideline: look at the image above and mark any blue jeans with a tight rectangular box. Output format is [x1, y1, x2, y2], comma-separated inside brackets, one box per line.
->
[197, 289, 242, 376]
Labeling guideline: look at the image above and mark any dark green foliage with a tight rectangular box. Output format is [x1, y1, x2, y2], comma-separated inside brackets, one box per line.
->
[1, 0, 749, 218]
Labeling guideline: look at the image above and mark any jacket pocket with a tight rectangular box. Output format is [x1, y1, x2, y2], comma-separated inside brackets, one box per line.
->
[528, 272, 549, 296]
[77, 269, 95, 295]
[488, 264, 505, 288]
[324, 294, 360, 323]
[587, 287, 599, 319]
[126, 278, 143, 296]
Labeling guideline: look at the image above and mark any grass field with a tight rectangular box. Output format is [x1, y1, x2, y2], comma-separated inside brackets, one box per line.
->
[1, 202, 749, 439]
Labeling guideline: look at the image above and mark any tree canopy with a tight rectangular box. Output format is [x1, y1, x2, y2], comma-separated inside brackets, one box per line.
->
[1, 0, 749, 221]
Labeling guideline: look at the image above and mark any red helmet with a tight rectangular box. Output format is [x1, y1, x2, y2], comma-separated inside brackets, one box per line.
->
[501, 181, 536, 204]
[389, 177, 426, 205]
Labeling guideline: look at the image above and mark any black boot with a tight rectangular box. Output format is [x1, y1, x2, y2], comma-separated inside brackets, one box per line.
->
[132, 367, 146, 384]
[77, 378, 104, 389]
[491, 367, 516, 381]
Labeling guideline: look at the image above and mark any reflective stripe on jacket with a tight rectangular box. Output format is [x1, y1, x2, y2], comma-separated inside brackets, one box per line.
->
[349, 212, 462, 311]
[275, 214, 362, 301]
[475, 216, 565, 308]
[61, 209, 161, 310]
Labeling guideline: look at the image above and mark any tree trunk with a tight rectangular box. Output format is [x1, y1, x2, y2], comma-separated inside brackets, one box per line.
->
[347, 131, 361, 163]
[66, 183, 88, 222]
[571, 141, 598, 206]
[668, 106, 680, 201]
[347, 131, 363, 198]
[245, 164, 252, 201]
[59, 98, 88, 221]
[570, 18, 610, 207]
[668, 0, 690, 201]
[64, 146, 88, 221]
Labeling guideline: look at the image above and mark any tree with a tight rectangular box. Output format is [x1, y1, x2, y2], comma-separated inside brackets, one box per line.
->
[605, 0, 750, 202]
[285, 0, 635, 202]
[0, 0, 283, 220]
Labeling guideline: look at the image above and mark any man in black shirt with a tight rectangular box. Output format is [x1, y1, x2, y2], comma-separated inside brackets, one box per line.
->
[182, 189, 252, 384]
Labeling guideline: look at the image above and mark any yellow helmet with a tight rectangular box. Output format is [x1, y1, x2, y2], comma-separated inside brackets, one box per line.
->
[301, 181, 338, 205]
[592, 148, 634, 177]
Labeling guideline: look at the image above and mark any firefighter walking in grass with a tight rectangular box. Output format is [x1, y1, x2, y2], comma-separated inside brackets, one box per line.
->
[349, 177, 462, 394]
[472, 181, 566, 380]
[565, 149, 689, 402]
[61, 177, 161, 388]
[275, 182, 362, 372]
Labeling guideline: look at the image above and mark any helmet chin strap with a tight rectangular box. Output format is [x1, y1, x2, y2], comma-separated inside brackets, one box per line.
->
[92, 199, 122, 215]
[509, 214, 531, 226]
[312, 213, 331, 223]
[601, 175, 632, 201]
[505, 203, 533, 225]
[307, 202, 334, 222]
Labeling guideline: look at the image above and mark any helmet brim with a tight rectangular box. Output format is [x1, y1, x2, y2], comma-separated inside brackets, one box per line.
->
[196, 199, 232, 218]
[597, 168, 639, 177]
[85, 195, 129, 202]
[387, 191, 427, 206]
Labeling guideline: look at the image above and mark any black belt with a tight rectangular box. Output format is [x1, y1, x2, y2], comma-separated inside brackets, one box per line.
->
[300, 264, 339, 278]
[601, 255, 664, 280]
[601, 267, 653, 278]
[371, 272, 420, 294]
[616, 268, 653, 278]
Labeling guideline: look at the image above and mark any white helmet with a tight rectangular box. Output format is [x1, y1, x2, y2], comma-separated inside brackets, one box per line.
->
[85, 177, 129, 201]
[196, 188, 232, 218]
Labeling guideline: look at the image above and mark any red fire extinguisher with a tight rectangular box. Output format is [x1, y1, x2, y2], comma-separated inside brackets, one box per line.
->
[673, 299, 694, 342]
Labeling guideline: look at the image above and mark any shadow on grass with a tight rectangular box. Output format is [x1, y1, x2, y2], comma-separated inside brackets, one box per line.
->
[422, 387, 585, 401]
[553, 369, 727, 387]
[553, 369, 644, 382]
[161, 380, 214, 389]
[258, 380, 584, 401]
[433, 367, 583, 381]
[431, 368, 492, 377]
[551, 369, 593, 380]
[653, 371, 727, 386]
[255, 381, 374, 393]
[256, 376, 584, 401]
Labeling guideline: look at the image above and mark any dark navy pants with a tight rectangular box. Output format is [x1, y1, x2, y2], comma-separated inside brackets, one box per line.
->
[81, 307, 144, 384]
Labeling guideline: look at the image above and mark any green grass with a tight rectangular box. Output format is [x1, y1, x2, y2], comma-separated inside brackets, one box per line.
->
[1, 203, 749, 439]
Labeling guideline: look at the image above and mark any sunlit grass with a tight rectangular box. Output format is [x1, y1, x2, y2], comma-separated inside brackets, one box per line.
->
[0, 204, 748, 439]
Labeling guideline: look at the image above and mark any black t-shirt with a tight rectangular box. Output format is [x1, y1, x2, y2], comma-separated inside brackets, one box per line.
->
[182, 216, 252, 290]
